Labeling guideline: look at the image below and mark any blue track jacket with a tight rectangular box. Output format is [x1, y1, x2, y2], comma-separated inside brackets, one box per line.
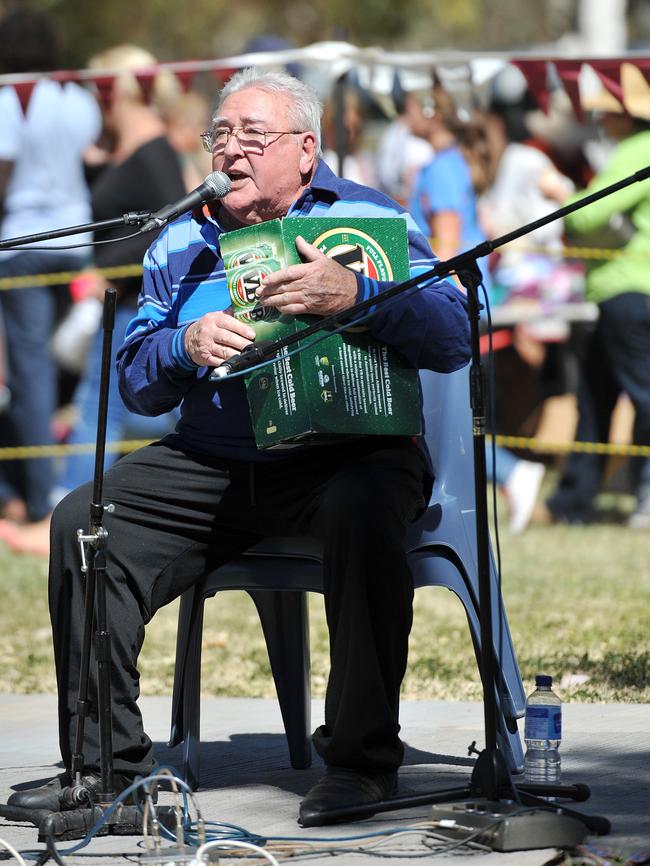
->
[117, 160, 471, 462]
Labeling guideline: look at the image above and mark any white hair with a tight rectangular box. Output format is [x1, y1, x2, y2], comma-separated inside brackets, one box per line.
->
[214, 67, 322, 157]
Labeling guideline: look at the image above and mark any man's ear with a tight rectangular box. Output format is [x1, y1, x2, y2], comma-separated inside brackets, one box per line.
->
[299, 131, 318, 176]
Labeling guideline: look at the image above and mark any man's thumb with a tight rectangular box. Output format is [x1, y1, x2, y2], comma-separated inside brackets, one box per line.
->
[295, 234, 324, 261]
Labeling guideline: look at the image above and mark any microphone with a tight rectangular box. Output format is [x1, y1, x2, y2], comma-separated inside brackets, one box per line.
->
[139, 171, 231, 233]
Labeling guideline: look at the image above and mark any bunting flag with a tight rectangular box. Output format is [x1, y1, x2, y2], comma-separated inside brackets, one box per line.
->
[134, 69, 157, 104]
[552, 60, 584, 119]
[511, 59, 550, 112]
[212, 67, 238, 84]
[1, 42, 649, 120]
[590, 59, 624, 100]
[172, 68, 196, 93]
[13, 80, 37, 115]
[91, 75, 116, 113]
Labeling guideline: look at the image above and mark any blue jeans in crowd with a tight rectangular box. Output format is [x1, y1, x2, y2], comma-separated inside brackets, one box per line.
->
[0, 251, 87, 521]
[485, 442, 519, 488]
[51, 303, 178, 508]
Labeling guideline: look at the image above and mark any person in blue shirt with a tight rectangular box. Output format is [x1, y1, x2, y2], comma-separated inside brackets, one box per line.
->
[0, 9, 101, 525]
[409, 85, 545, 533]
[9, 68, 470, 826]
[408, 84, 492, 298]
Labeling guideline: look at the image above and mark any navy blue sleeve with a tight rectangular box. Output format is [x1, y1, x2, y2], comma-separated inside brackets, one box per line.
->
[116, 227, 200, 416]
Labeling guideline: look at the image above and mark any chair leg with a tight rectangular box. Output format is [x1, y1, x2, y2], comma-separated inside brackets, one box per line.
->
[170, 585, 199, 748]
[169, 583, 208, 791]
[465, 608, 525, 774]
[496, 707, 525, 773]
[181, 599, 206, 791]
[248, 590, 312, 769]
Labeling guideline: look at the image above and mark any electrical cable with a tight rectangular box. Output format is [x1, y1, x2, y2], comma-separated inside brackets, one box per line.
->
[481, 282, 522, 803]
[43, 839, 65, 866]
[189, 814, 510, 861]
[0, 835, 28, 866]
[196, 839, 280, 866]
[19, 785, 568, 865]
[31, 769, 198, 863]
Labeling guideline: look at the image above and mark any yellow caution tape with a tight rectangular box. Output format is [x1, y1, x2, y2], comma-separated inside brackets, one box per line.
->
[493, 434, 650, 458]
[1, 242, 650, 291]
[0, 264, 143, 291]
[0, 440, 154, 460]
[0, 435, 648, 462]
[427, 238, 650, 263]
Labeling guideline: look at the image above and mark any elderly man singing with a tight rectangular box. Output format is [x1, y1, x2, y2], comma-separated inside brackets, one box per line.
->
[9, 68, 470, 826]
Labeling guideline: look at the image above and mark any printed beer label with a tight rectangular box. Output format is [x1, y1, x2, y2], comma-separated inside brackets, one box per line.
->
[311, 227, 395, 281]
[224, 242, 276, 270]
[221, 217, 421, 447]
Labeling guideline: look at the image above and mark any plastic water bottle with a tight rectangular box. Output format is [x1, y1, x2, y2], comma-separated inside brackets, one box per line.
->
[523, 674, 562, 783]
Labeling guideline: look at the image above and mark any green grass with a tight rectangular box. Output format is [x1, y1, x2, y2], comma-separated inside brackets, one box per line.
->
[1, 480, 648, 703]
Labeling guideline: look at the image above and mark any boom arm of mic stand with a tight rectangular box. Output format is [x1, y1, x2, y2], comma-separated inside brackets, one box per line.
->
[211, 165, 650, 381]
[0, 212, 153, 251]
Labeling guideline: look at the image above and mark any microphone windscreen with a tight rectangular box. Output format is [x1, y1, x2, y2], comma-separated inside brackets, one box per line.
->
[204, 171, 231, 198]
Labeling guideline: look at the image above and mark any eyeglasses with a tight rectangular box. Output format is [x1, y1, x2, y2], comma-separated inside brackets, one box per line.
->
[200, 126, 302, 154]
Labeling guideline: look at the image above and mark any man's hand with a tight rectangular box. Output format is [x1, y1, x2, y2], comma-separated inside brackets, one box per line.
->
[257, 235, 358, 316]
[184, 308, 256, 367]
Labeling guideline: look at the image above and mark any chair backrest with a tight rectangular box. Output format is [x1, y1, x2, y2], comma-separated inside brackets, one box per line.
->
[418, 364, 478, 519]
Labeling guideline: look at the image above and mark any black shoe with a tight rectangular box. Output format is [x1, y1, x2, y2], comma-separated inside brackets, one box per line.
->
[8, 771, 143, 812]
[7, 772, 69, 812]
[299, 767, 398, 827]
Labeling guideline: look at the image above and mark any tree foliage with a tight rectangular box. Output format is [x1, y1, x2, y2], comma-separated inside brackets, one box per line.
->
[9, 0, 647, 69]
[19, 0, 582, 69]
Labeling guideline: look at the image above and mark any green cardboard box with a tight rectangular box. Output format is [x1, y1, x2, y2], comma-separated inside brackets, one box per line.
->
[220, 217, 422, 448]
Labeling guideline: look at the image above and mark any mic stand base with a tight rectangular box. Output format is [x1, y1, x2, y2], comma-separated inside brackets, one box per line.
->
[299, 751, 610, 845]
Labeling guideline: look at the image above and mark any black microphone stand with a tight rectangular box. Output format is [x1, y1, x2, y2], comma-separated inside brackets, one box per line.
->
[0, 213, 178, 844]
[0, 212, 153, 251]
[35, 290, 178, 843]
[210, 168, 650, 848]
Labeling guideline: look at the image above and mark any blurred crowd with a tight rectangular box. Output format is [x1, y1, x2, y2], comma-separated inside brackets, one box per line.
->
[0, 7, 649, 557]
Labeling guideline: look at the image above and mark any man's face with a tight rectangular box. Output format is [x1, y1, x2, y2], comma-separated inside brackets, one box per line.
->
[212, 86, 317, 226]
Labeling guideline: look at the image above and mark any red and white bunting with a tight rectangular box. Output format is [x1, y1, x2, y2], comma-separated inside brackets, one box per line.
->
[1, 44, 649, 121]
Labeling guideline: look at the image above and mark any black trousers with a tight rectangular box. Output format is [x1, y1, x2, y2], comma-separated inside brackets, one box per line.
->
[49, 435, 428, 778]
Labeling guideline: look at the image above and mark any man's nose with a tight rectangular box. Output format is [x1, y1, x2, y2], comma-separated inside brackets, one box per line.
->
[223, 131, 245, 155]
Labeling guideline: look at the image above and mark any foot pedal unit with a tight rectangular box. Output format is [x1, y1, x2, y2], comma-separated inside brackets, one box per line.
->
[430, 800, 589, 852]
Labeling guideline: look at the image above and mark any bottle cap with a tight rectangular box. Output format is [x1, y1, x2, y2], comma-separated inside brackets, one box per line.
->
[535, 674, 552, 687]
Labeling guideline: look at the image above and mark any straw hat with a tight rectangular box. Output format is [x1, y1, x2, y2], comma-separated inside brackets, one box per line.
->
[621, 62, 650, 121]
[581, 62, 650, 121]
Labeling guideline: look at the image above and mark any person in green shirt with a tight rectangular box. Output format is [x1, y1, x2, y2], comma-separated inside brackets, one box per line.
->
[539, 64, 650, 528]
